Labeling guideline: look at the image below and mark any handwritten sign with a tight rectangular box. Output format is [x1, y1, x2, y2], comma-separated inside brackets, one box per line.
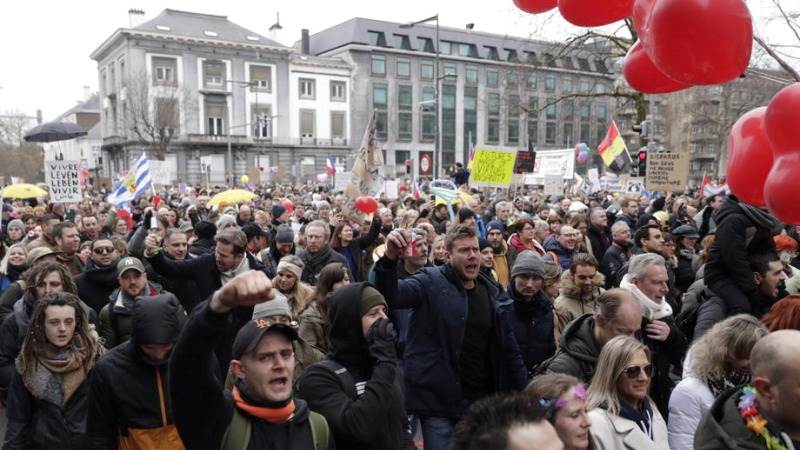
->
[45, 160, 82, 203]
[470, 148, 517, 187]
[543, 174, 563, 196]
[646, 152, 689, 192]
[523, 148, 575, 185]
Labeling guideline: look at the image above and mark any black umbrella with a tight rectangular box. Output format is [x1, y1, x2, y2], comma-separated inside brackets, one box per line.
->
[23, 121, 88, 143]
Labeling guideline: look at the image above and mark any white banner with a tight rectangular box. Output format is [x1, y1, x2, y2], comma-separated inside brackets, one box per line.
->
[523, 148, 575, 185]
[45, 160, 82, 203]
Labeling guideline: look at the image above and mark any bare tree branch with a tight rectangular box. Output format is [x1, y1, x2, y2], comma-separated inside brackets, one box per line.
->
[754, 35, 800, 81]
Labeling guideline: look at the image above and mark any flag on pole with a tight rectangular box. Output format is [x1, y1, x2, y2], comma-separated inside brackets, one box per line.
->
[699, 172, 729, 197]
[597, 121, 628, 167]
[466, 131, 476, 169]
[326, 157, 336, 176]
[412, 180, 422, 200]
[107, 153, 152, 208]
[347, 112, 385, 198]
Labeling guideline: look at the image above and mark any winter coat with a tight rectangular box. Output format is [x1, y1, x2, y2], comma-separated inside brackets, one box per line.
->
[492, 241, 518, 289]
[589, 404, 669, 450]
[694, 386, 793, 450]
[298, 283, 411, 450]
[97, 284, 187, 349]
[535, 314, 600, 383]
[74, 261, 120, 314]
[704, 196, 777, 306]
[507, 233, 544, 256]
[587, 225, 611, 264]
[272, 277, 315, 319]
[498, 287, 556, 377]
[668, 376, 715, 450]
[4, 371, 91, 450]
[298, 301, 330, 353]
[331, 219, 381, 283]
[169, 301, 334, 450]
[0, 282, 23, 324]
[615, 213, 637, 232]
[373, 258, 527, 418]
[297, 246, 348, 286]
[601, 244, 632, 289]
[641, 315, 688, 418]
[554, 270, 606, 324]
[675, 250, 696, 295]
[187, 238, 215, 258]
[543, 235, 575, 270]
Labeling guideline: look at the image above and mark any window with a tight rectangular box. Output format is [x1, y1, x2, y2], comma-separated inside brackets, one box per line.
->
[417, 37, 435, 53]
[577, 58, 592, 71]
[367, 31, 387, 47]
[485, 46, 500, 60]
[527, 118, 538, 147]
[443, 63, 457, 77]
[562, 123, 574, 146]
[464, 86, 477, 159]
[205, 98, 225, 136]
[330, 81, 346, 102]
[465, 66, 478, 84]
[119, 58, 126, 83]
[594, 83, 607, 94]
[420, 60, 434, 80]
[579, 79, 590, 93]
[545, 122, 556, 144]
[331, 111, 346, 140]
[562, 77, 572, 93]
[441, 84, 456, 165]
[580, 123, 590, 143]
[203, 61, 225, 89]
[300, 109, 315, 139]
[507, 94, 520, 146]
[393, 34, 412, 50]
[544, 74, 555, 92]
[506, 49, 519, 62]
[396, 58, 410, 78]
[459, 44, 471, 57]
[373, 84, 388, 140]
[487, 92, 500, 144]
[371, 54, 386, 76]
[579, 102, 590, 120]
[526, 74, 537, 90]
[398, 85, 413, 141]
[507, 72, 518, 88]
[545, 102, 557, 120]
[252, 104, 272, 138]
[528, 97, 539, 118]
[561, 100, 574, 121]
[596, 103, 608, 121]
[487, 69, 499, 88]
[250, 65, 271, 92]
[152, 57, 177, 86]
[299, 78, 315, 99]
[155, 98, 178, 136]
[439, 41, 451, 55]
[110, 64, 116, 90]
[421, 86, 435, 142]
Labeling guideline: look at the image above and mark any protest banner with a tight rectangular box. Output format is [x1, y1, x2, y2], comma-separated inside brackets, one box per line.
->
[522, 148, 575, 185]
[45, 160, 82, 203]
[587, 168, 602, 193]
[646, 152, 689, 192]
[470, 147, 517, 188]
[543, 174, 563, 196]
[625, 177, 646, 193]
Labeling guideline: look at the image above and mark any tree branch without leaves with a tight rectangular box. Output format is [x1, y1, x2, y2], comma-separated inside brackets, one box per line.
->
[754, 35, 800, 82]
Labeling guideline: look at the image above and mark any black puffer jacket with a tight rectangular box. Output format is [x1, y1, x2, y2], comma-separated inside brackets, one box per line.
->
[74, 261, 120, 314]
[88, 294, 183, 449]
[535, 313, 600, 383]
[499, 286, 556, 377]
[641, 315, 687, 418]
[298, 282, 412, 450]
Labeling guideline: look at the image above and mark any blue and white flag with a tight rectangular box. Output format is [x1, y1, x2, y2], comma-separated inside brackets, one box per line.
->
[107, 153, 152, 208]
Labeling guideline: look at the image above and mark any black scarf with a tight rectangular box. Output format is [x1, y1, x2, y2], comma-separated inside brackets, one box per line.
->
[619, 399, 654, 439]
[304, 245, 334, 274]
[739, 202, 780, 232]
[6, 263, 26, 282]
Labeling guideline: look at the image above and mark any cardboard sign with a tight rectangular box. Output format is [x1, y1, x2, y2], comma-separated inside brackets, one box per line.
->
[646, 152, 689, 192]
[470, 148, 517, 187]
[543, 174, 563, 196]
[45, 160, 82, 203]
[523, 148, 575, 185]
[626, 177, 646, 193]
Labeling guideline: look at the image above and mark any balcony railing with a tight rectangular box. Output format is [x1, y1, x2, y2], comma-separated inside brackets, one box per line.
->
[184, 134, 349, 147]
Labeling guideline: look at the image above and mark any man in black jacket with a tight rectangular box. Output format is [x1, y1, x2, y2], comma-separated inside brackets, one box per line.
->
[297, 220, 347, 285]
[601, 221, 632, 289]
[74, 238, 120, 313]
[169, 271, 334, 450]
[587, 207, 611, 263]
[298, 282, 412, 450]
[88, 294, 184, 449]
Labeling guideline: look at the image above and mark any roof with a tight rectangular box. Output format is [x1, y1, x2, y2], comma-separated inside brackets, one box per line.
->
[53, 93, 101, 123]
[306, 17, 612, 74]
[134, 9, 286, 48]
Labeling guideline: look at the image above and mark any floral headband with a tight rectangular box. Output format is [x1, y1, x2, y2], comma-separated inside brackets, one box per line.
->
[539, 384, 587, 421]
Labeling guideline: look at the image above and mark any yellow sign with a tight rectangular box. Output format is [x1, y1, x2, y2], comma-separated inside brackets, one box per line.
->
[469, 148, 518, 187]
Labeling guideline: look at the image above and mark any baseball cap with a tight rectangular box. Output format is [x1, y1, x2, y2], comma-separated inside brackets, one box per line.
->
[117, 257, 146, 277]
[231, 316, 299, 360]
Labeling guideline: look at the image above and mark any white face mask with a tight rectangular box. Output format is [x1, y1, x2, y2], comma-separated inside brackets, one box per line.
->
[779, 251, 795, 265]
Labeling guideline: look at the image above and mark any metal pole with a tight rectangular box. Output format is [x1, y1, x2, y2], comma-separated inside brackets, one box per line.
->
[227, 122, 233, 185]
[434, 15, 440, 179]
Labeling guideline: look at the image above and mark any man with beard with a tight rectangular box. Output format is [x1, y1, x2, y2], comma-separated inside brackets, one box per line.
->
[25, 213, 60, 251]
[297, 220, 347, 286]
[150, 229, 201, 313]
[555, 253, 606, 323]
[601, 221, 633, 288]
[486, 220, 517, 288]
[88, 294, 185, 449]
[261, 225, 295, 277]
[52, 221, 84, 276]
[75, 238, 120, 313]
[587, 207, 611, 263]
[499, 251, 556, 377]
[80, 215, 102, 243]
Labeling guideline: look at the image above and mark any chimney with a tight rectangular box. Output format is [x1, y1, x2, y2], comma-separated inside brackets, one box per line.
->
[82, 86, 91, 102]
[128, 8, 145, 28]
[301, 29, 310, 55]
[268, 12, 283, 45]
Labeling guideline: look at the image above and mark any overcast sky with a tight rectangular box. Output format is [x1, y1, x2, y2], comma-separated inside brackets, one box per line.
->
[0, 0, 793, 122]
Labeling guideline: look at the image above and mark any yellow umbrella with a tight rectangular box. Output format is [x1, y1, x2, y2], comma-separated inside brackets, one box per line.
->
[208, 189, 257, 207]
[1, 184, 48, 199]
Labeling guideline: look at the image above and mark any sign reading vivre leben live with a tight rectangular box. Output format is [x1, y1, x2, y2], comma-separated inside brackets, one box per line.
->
[45, 160, 82, 203]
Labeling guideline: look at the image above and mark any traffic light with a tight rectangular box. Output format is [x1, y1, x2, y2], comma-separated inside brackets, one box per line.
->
[405, 159, 412, 175]
[637, 150, 648, 177]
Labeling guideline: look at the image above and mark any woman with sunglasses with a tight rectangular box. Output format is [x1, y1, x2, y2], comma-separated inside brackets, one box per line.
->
[587, 335, 669, 449]
[526, 373, 594, 450]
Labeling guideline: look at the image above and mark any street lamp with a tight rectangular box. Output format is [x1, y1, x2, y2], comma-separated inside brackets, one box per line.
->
[225, 79, 257, 184]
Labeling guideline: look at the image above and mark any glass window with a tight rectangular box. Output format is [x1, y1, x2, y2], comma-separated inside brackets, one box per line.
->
[487, 69, 499, 88]
[465, 66, 478, 84]
[371, 54, 386, 76]
[562, 77, 572, 93]
[545, 122, 556, 144]
[331, 111, 346, 139]
[398, 85, 413, 110]
[367, 31, 386, 46]
[507, 72, 518, 87]
[299, 78, 315, 99]
[300, 109, 315, 138]
[250, 65, 271, 92]
[579, 102, 590, 120]
[203, 61, 225, 89]
[440, 41, 451, 55]
[562, 100, 574, 121]
[459, 44, 471, 57]
[373, 84, 387, 107]
[396, 57, 410, 78]
[330, 81, 346, 102]
[444, 63, 457, 76]
[526, 74, 537, 90]
[420, 60, 434, 80]
[596, 103, 608, 121]
[580, 123, 590, 143]
[562, 123, 574, 146]
[527, 120, 538, 146]
[545, 102, 557, 120]
[488, 119, 500, 144]
[544, 74, 555, 92]
[579, 79, 590, 93]
[528, 97, 539, 118]
[488, 93, 501, 115]
[421, 86, 435, 142]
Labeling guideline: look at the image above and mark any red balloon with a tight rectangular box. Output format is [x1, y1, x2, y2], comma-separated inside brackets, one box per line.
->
[765, 82, 800, 158]
[632, 0, 656, 44]
[623, 41, 691, 94]
[513, 0, 558, 13]
[646, 0, 752, 85]
[398, 183, 409, 192]
[558, 0, 633, 27]
[355, 196, 379, 214]
[765, 154, 800, 224]
[726, 107, 774, 207]
[280, 198, 294, 214]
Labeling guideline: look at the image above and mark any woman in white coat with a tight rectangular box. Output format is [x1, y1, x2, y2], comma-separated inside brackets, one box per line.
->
[667, 314, 767, 450]
[586, 335, 669, 450]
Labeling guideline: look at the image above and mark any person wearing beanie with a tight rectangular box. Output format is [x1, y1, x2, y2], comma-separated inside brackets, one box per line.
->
[499, 251, 557, 376]
[188, 220, 217, 258]
[272, 204, 289, 225]
[88, 294, 187, 448]
[298, 282, 414, 450]
[4, 219, 26, 245]
[216, 215, 237, 234]
[486, 219, 517, 289]
[478, 238, 500, 287]
[262, 225, 296, 277]
[272, 255, 315, 318]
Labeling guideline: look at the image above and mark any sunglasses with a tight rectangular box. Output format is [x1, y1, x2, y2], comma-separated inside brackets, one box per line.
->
[621, 364, 654, 379]
[93, 247, 115, 255]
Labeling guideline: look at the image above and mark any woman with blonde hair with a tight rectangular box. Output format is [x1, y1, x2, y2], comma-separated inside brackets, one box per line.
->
[271, 254, 315, 317]
[526, 373, 594, 450]
[587, 335, 669, 449]
[668, 314, 767, 450]
[430, 234, 448, 266]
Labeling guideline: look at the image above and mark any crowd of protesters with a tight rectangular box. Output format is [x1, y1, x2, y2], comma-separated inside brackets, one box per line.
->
[0, 179, 798, 450]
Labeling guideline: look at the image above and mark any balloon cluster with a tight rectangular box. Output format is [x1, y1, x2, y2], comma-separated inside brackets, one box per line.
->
[575, 143, 590, 164]
[727, 83, 800, 224]
[513, 0, 753, 94]
[355, 196, 380, 214]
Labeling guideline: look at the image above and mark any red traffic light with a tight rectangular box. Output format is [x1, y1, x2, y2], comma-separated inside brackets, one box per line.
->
[638, 151, 647, 161]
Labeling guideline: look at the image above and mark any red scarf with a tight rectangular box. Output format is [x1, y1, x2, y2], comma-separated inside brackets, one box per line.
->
[232, 386, 296, 423]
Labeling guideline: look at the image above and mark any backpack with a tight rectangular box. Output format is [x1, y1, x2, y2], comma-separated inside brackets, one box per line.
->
[220, 407, 329, 450]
